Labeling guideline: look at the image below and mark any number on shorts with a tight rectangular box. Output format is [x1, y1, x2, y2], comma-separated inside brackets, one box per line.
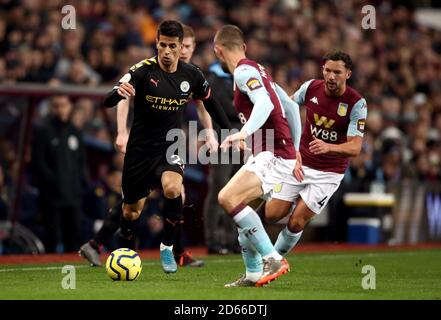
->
[170, 155, 185, 170]
[317, 196, 328, 208]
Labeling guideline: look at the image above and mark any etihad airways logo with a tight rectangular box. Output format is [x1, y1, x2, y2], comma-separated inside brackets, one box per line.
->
[146, 95, 188, 111]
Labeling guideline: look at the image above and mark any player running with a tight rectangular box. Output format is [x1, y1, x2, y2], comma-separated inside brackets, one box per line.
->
[79, 25, 212, 268]
[265, 51, 368, 261]
[100, 20, 232, 274]
[213, 25, 302, 287]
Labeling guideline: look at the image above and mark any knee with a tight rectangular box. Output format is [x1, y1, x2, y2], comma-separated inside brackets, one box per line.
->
[265, 213, 281, 224]
[264, 205, 281, 224]
[264, 202, 291, 224]
[218, 188, 233, 213]
[287, 216, 307, 233]
[163, 183, 181, 199]
[122, 205, 141, 221]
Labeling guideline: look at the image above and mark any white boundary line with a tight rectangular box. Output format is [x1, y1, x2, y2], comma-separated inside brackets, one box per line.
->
[0, 265, 90, 272]
[0, 251, 438, 273]
[0, 259, 244, 272]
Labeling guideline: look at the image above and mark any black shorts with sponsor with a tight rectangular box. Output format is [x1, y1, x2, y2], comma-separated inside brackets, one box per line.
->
[121, 151, 184, 204]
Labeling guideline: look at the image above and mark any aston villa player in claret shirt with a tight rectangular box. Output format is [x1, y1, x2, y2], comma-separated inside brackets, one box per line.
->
[213, 25, 303, 287]
[264, 51, 368, 259]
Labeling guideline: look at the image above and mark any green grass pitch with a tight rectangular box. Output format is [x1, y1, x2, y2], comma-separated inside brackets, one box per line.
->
[0, 249, 440, 300]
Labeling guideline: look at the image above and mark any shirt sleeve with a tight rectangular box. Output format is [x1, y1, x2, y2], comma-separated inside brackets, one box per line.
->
[121, 59, 148, 88]
[275, 84, 302, 150]
[292, 79, 314, 105]
[234, 64, 275, 135]
[192, 67, 211, 100]
[103, 59, 147, 108]
[347, 98, 368, 137]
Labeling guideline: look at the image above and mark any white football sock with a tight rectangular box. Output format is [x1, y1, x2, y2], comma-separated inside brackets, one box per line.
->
[160, 243, 173, 251]
[238, 228, 263, 278]
[274, 227, 303, 256]
[233, 206, 282, 260]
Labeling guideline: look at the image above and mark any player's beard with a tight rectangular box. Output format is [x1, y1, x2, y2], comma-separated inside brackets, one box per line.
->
[326, 81, 339, 94]
[326, 81, 336, 89]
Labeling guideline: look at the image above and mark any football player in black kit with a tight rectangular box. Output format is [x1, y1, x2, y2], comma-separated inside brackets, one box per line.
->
[100, 20, 232, 273]
[80, 25, 213, 268]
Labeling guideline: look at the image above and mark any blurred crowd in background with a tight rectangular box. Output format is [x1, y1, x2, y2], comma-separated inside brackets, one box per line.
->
[1, 0, 441, 253]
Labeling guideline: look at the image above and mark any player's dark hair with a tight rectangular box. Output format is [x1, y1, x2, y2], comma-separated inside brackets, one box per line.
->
[323, 51, 354, 70]
[157, 20, 184, 42]
[214, 25, 244, 50]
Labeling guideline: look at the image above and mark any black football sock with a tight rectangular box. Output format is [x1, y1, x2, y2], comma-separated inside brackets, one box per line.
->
[162, 195, 183, 247]
[173, 220, 185, 256]
[94, 202, 122, 247]
[119, 214, 140, 250]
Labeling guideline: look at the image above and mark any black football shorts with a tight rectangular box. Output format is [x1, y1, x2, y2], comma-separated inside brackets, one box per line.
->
[121, 151, 184, 204]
